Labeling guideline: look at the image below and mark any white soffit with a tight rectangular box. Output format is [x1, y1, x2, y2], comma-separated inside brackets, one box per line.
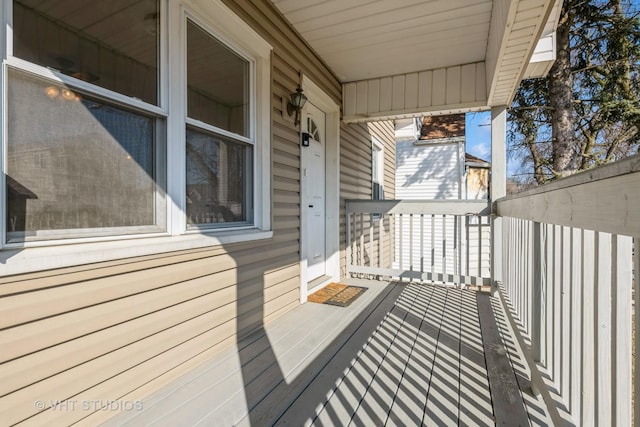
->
[523, 0, 563, 79]
[486, 0, 560, 106]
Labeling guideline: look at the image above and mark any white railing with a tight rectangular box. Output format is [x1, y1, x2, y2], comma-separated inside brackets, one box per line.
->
[344, 156, 639, 426]
[345, 200, 492, 287]
[496, 155, 640, 427]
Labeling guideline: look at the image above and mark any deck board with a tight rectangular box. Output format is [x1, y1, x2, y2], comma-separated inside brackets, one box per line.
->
[103, 279, 549, 427]
[346, 284, 427, 425]
[317, 297, 410, 426]
[385, 283, 438, 426]
[424, 287, 462, 425]
[458, 290, 494, 426]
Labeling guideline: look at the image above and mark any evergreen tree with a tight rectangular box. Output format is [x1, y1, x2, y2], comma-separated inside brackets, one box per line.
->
[508, 0, 640, 184]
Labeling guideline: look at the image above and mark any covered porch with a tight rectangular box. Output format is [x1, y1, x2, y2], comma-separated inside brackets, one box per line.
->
[2, 0, 636, 425]
[106, 153, 639, 426]
[112, 0, 637, 423]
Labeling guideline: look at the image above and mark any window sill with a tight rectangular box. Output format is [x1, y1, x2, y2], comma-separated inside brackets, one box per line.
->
[0, 229, 273, 276]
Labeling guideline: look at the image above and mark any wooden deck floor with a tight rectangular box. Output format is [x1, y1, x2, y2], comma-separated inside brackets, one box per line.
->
[105, 279, 552, 426]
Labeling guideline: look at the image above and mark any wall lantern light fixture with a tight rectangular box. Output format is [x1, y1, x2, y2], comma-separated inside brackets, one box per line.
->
[287, 85, 307, 127]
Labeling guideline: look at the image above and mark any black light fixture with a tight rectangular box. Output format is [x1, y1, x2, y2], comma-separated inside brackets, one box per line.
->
[287, 85, 307, 127]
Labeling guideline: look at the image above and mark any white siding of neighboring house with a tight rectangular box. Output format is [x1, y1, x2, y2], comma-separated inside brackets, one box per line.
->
[394, 138, 490, 281]
[394, 139, 464, 280]
[396, 140, 463, 199]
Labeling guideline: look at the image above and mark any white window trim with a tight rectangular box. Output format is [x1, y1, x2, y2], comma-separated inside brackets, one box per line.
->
[0, 229, 273, 276]
[0, 0, 273, 274]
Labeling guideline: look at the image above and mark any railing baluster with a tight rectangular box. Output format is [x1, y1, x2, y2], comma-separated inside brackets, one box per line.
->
[352, 211, 357, 269]
[634, 236, 640, 427]
[431, 214, 435, 279]
[596, 231, 612, 425]
[524, 221, 528, 332]
[561, 226, 571, 405]
[454, 215, 458, 283]
[570, 227, 582, 422]
[399, 213, 403, 271]
[369, 214, 374, 268]
[346, 210, 352, 274]
[514, 219, 520, 320]
[379, 214, 384, 269]
[519, 219, 524, 328]
[393, 213, 398, 265]
[420, 214, 424, 274]
[523, 220, 528, 327]
[478, 216, 483, 279]
[532, 222, 543, 362]
[524, 220, 530, 332]
[545, 223, 554, 372]
[613, 234, 633, 426]
[553, 224, 562, 389]
[505, 218, 510, 294]
[409, 213, 414, 273]
[359, 213, 364, 268]
[582, 229, 596, 426]
[465, 215, 470, 278]
[442, 214, 446, 283]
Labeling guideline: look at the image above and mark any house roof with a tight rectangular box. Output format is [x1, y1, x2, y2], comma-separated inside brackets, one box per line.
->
[420, 114, 465, 140]
[466, 152, 491, 167]
[271, 0, 563, 122]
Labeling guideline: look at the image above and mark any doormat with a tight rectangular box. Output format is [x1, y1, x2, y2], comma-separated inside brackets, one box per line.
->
[308, 283, 367, 307]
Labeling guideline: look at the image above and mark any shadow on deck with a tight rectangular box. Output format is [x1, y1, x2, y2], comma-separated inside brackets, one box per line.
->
[105, 279, 552, 426]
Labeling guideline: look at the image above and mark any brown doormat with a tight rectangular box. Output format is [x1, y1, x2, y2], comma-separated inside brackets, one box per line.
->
[307, 283, 367, 307]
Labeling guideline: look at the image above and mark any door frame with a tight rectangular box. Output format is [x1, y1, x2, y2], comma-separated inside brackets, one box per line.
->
[299, 76, 340, 303]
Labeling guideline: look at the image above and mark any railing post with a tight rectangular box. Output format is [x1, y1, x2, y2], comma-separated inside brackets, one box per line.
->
[490, 106, 507, 292]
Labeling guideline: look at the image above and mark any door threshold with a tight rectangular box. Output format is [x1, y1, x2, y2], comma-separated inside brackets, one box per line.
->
[307, 275, 333, 295]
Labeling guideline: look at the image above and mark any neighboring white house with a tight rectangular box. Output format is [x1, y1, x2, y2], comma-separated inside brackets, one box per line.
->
[394, 114, 491, 281]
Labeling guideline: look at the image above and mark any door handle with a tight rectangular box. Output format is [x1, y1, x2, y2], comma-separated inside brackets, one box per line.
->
[309, 205, 314, 208]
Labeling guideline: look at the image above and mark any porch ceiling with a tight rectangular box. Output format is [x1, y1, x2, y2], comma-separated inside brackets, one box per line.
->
[271, 0, 561, 122]
[271, 0, 493, 82]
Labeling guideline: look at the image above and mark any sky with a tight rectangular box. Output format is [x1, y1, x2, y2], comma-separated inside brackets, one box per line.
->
[465, 112, 491, 162]
[466, 111, 523, 177]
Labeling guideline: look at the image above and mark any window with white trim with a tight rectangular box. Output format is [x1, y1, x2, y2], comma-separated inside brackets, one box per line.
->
[2, 0, 271, 247]
[185, 19, 253, 228]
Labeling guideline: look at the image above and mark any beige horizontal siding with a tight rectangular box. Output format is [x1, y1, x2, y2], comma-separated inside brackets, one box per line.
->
[339, 120, 395, 277]
[0, 0, 349, 424]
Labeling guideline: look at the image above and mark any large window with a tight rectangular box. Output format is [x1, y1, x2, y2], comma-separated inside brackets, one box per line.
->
[2, 1, 271, 247]
[185, 19, 252, 228]
[7, 0, 164, 242]
[6, 70, 163, 241]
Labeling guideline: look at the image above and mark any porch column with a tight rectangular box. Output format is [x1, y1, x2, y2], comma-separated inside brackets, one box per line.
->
[490, 106, 507, 290]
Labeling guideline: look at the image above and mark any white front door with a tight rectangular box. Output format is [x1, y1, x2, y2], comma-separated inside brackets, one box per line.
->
[302, 102, 326, 281]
